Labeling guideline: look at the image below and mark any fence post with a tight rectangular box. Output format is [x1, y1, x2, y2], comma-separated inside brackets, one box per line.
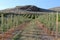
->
[1, 14, 4, 32]
[55, 12, 58, 40]
[11, 14, 13, 27]
[15, 15, 18, 27]
[13, 14, 17, 27]
[1, 14, 4, 40]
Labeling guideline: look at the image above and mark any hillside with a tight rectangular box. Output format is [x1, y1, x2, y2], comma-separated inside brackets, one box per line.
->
[49, 7, 60, 12]
[0, 5, 55, 14]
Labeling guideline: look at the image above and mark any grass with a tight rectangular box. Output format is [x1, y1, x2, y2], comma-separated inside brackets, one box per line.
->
[0, 14, 32, 32]
[37, 13, 56, 31]
[0, 12, 59, 40]
[0, 13, 60, 32]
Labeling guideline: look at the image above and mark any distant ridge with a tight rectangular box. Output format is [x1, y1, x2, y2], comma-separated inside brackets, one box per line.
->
[0, 5, 55, 14]
[49, 7, 60, 12]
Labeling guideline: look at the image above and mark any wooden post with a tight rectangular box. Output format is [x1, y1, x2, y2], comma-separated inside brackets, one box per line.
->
[13, 14, 15, 26]
[55, 12, 58, 40]
[28, 14, 30, 18]
[15, 15, 18, 26]
[31, 14, 33, 19]
[1, 14, 4, 40]
[11, 14, 13, 27]
[6, 16, 8, 31]
[13, 14, 17, 27]
[1, 14, 4, 32]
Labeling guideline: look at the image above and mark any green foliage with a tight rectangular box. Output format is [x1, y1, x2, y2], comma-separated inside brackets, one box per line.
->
[58, 14, 60, 21]
[0, 13, 60, 34]
[37, 13, 56, 31]
[0, 14, 33, 32]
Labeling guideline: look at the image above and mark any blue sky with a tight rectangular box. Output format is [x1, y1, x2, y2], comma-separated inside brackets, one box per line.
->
[0, 0, 60, 10]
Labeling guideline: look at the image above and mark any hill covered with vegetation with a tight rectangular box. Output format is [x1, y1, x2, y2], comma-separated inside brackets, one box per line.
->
[0, 5, 55, 14]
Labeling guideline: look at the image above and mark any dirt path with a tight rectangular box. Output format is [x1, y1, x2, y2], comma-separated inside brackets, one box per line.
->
[0, 21, 30, 40]
[35, 20, 55, 36]
[35, 20, 60, 40]
[0, 20, 59, 40]
[18, 20, 55, 40]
